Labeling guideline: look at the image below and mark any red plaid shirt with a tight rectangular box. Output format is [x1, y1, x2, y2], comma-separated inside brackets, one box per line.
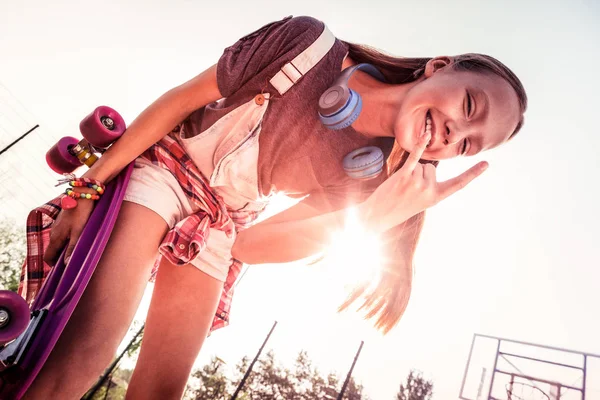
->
[19, 131, 263, 333]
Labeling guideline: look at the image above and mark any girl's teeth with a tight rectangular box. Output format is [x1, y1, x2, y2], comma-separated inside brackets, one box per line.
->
[425, 116, 432, 134]
[425, 115, 432, 147]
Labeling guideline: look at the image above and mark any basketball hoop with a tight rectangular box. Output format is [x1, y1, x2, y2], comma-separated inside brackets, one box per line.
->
[506, 382, 551, 400]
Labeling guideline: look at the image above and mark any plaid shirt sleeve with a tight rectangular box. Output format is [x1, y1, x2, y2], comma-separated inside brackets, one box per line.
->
[19, 196, 63, 304]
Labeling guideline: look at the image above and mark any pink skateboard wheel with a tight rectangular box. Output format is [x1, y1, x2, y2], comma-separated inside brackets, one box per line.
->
[0, 290, 30, 345]
[46, 136, 81, 174]
[79, 106, 126, 148]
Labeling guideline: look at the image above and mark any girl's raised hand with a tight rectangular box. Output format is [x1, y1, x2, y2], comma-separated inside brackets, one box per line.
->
[364, 132, 489, 233]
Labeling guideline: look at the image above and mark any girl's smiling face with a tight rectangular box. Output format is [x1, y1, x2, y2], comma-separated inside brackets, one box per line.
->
[394, 57, 522, 160]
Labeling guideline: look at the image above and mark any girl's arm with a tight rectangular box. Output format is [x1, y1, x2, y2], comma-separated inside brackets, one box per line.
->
[231, 193, 385, 265]
[82, 64, 222, 183]
[231, 131, 487, 265]
[43, 65, 222, 266]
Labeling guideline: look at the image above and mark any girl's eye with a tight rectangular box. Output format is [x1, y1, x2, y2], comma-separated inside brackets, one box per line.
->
[466, 92, 473, 118]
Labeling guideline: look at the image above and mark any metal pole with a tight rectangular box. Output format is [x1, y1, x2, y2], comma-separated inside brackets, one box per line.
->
[102, 373, 112, 400]
[487, 338, 501, 400]
[459, 334, 477, 399]
[83, 324, 145, 400]
[582, 355, 587, 400]
[475, 333, 600, 359]
[0, 124, 39, 156]
[337, 341, 364, 400]
[230, 321, 278, 400]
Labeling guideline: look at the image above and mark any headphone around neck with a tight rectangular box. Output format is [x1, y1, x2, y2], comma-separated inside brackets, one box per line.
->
[318, 63, 387, 180]
[318, 63, 387, 130]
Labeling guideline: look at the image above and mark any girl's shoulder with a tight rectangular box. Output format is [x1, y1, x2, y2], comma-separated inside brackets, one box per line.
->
[235, 16, 324, 43]
[217, 16, 331, 98]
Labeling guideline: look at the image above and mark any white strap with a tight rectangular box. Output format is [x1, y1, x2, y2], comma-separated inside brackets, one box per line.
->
[269, 24, 336, 95]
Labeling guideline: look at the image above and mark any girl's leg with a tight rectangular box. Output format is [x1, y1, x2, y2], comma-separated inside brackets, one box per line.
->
[23, 202, 169, 399]
[125, 258, 224, 400]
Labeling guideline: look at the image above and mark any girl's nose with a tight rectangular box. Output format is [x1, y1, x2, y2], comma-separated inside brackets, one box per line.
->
[444, 125, 464, 146]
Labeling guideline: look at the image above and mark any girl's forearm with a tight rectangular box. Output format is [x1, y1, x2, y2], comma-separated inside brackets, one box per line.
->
[82, 90, 189, 182]
[231, 200, 389, 265]
[82, 65, 221, 183]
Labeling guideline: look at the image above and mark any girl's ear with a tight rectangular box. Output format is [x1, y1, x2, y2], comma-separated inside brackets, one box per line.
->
[423, 56, 454, 78]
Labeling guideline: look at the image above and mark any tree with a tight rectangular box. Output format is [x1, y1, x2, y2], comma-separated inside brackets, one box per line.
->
[185, 356, 231, 400]
[229, 350, 367, 400]
[0, 218, 26, 292]
[396, 370, 434, 400]
[230, 350, 295, 400]
[183, 349, 368, 400]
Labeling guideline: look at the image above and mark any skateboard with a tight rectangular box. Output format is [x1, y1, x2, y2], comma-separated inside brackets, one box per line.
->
[0, 106, 132, 398]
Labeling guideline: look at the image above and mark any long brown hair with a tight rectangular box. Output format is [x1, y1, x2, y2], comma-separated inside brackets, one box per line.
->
[338, 42, 528, 334]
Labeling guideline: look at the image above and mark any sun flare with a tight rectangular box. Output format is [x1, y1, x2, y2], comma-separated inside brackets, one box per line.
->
[321, 207, 385, 290]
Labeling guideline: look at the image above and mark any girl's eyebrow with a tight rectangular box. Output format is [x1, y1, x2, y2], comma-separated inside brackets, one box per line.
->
[472, 88, 507, 155]
[475, 88, 490, 121]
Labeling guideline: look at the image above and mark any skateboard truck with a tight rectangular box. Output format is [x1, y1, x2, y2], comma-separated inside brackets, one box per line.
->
[0, 310, 47, 370]
[69, 140, 100, 168]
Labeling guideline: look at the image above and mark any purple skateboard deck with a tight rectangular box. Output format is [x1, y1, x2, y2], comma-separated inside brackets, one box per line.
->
[0, 163, 133, 399]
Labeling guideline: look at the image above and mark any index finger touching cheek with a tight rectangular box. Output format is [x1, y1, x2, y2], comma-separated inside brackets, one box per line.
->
[402, 132, 431, 174]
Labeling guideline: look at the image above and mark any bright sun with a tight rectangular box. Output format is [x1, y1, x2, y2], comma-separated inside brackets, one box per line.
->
[321, 207, 385, 291]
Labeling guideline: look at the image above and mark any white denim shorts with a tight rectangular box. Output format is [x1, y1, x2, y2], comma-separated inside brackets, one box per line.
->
[123, 157, 237, 282]
[123, 94, 271, 282]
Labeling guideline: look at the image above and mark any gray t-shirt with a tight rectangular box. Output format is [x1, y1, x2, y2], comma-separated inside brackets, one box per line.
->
[185, 16, 394, 211]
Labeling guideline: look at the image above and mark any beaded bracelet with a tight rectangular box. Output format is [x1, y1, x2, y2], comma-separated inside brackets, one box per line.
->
[58, 176, 106, 210]
[65, 188, 101, 201]
[68, 177, 105, 195]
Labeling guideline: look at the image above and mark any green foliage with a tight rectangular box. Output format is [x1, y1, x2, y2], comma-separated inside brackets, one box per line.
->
[396, 370, 434, 400]
[83, 322, 431, 400]
[0, 218, 26, 292]
[186, 356, 231, 400]
[86, 368, 131, 400]
[185, 350, 368, 400]
[125, 322, 144, 359]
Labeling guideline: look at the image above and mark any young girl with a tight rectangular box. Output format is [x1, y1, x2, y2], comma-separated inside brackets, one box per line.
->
[24, 15, 526, 399]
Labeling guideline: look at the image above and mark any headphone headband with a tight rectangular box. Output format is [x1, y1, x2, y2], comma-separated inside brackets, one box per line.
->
[318, 63, 387, 129]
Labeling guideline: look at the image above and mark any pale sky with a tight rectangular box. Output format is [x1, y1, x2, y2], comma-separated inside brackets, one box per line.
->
[1, 0, 599, 398]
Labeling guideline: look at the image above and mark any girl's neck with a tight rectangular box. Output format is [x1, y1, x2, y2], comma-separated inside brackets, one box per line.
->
[341, 56, 420, 139]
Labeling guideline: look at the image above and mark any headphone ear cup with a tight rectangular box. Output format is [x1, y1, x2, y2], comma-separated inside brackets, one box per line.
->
[342, 146, 385, 179]
[318, 89, 363, 130]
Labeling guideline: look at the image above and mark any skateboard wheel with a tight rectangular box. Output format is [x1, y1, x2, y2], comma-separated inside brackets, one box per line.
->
[46, 136, 82, 174]
[0, 291, 30, 345]
[79, 106, 126, 149]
